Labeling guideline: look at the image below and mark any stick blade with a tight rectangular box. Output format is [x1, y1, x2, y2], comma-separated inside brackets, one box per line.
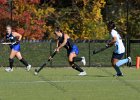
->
[93, 50, 96, 54]
[34, 69, 39, 75]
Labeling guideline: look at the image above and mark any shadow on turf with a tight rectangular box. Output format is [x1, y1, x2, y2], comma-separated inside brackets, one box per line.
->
[30, 70, 67, 93]
[62, 74, 110, 77]
[96, 67, 140, 93]
[91, 75, 110, 77]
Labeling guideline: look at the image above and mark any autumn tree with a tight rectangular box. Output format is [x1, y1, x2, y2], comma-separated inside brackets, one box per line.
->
[0, 0, 139, 40]
[0, 0, 55, 40]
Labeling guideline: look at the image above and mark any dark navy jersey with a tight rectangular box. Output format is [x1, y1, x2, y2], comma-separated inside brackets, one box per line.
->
[6, 33, 17, 43]
[58, 33, 75, 50]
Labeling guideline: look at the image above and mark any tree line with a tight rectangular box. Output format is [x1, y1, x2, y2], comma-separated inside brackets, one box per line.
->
[0, 0, 139, 40]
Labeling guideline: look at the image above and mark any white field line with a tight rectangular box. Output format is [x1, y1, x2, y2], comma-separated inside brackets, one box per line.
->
[3, 79, 140, 84]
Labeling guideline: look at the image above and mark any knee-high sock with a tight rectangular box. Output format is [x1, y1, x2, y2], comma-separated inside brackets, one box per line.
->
[20, 58, 29, 67]
[114, 66, 122, 74]
[70, 62, 84, 72]
[73, 57, 82, 62]
[9, 58, 14, 69]
[116, 58, 129, 67]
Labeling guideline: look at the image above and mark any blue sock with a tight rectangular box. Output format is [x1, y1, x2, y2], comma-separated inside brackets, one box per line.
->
[116, 58, 129, 67]
[114, 66, 122, 74]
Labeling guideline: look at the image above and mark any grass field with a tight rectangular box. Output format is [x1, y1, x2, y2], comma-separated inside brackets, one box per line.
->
[0, 67, 140, 100]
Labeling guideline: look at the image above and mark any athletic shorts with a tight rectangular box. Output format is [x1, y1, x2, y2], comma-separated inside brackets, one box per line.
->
[10, 43, 20, 52]
[67, 45, 79, 56]
[112, 52, 124, 60]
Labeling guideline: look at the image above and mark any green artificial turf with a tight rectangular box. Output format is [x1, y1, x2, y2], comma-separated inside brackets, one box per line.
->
[0, 67, 140, 100]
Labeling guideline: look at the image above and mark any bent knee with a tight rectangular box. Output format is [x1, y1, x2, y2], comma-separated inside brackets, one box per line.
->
[68, 56, 74, 62]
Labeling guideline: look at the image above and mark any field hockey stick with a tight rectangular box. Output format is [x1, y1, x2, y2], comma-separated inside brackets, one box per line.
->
[1, 41, 17, 45]
[34, 51, 57, 75]
[93, 45, 111, 54]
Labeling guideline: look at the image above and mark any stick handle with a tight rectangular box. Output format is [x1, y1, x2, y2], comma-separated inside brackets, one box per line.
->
[48, 51, 57, 61]
[35, 51, 57, 73]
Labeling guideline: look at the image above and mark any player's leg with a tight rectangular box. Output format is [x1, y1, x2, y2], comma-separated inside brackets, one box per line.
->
[5, 49, 17, 72]
[115, 57, 132, 67]
[73, 57, 86, 66]
[69, 52, 86, 76]
[16, 52, 31, 71]
[69, 53, 83, 72]
[71, 45, 86, 65]
[111, 58, 123, 76]
[111, 53, 132, 76]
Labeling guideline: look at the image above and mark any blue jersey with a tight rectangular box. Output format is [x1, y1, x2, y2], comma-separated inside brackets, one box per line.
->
[58, 33, 79, 55]
[6, 33, 17, 43]
[58, 33, 75, 50]
[6, 33, 20, 51]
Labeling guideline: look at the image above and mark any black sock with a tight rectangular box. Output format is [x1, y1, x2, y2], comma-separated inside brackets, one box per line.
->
[114, 65, 122, 75]
[71, 63, 84, 72]
[20, 58, 29, 67]
[9, 58, 14, 69]
[73, 57, 82, 62]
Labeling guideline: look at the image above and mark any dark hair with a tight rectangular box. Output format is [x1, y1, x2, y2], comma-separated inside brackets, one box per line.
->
[54, 27, 62, 33]
[108, 21, 116, 29]
[6, 25, 12, 28]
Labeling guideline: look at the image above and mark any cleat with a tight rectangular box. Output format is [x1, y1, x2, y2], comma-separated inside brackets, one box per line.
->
[5, 67, 13, 72]
[113, 73, 123, 77]
[78, 71, 87, 76]
[81, 57, 86, 66]
[128, 57, 132, 66]
[26, 64, 31, 71]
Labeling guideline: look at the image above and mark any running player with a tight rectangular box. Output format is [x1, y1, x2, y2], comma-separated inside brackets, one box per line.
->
[54, 27, 87, 76]
[5, 25, 31, 72]
[107, 21, 132, 76]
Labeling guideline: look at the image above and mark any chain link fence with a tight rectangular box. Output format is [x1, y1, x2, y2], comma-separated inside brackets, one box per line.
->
[0, 40, 138, 67]
[0, 40, 140, 67]
[0, 40, 112, 67]
[130, 40, 140, 66]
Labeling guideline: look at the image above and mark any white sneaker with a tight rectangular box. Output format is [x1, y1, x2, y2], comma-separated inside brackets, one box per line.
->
[26, 64, 31, 71]
[128, 57, 132, 66]
[78, 71, 87, 76]
[81, 57, 86, 66]
[128, 57, 132, 64]
[5, 67, 13, 72]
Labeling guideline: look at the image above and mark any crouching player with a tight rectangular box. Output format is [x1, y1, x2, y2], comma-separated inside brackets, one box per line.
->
[5, 25, 31, 72]
[107, 21, 132, 76]
[54, 27, 87, 76]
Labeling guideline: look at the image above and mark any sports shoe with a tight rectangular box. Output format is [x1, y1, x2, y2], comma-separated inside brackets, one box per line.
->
[113, 73, 123, 77]
[128, 57, 132, 65]
[26, 64, 31, 71]
[5, 67, 13, 72]
[78, 71, 87, 76]
[81, 57, 86, 66]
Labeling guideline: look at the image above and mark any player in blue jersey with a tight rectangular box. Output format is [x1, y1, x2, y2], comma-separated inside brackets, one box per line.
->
[5, 25, 31, 72]
[54, 27, 87, 76]
[107, 21, 132, 76]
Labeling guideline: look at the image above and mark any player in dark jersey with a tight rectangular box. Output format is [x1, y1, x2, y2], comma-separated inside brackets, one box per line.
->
[54, 27, 87, 76]
[5, 25, 31, 72]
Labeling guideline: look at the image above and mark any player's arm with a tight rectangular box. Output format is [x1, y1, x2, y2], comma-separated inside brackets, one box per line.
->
[107, 36, 117, 47]
[57, 34, 68, 50]
[56, 40, 59, 48]
[12, 32, 22, 41]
